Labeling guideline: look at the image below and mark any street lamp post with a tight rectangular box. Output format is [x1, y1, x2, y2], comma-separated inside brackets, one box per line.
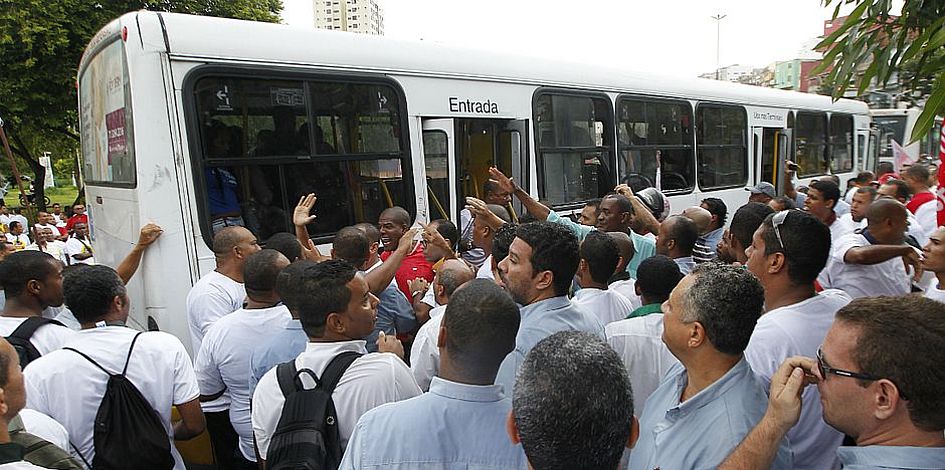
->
[712, 14, 727, 80]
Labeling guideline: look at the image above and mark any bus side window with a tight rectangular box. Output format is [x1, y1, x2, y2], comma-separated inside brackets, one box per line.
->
[829, 114, 854, 173]
[795, 112, 829, 177]
[617, 96, 694, 193]
[696, 104, 747, 189]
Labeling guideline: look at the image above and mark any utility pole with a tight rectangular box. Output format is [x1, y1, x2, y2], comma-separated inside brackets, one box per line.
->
[712, 14, 727, 80]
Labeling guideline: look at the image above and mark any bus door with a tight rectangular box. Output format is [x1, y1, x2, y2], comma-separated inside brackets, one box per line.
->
[421, 118, 527, 227]
[857, 128, 876, 173]
[753, 127, 790, 194]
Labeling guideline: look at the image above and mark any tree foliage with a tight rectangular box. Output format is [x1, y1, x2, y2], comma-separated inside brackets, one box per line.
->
[814, 0, 945, 143]
[0, 0, 282, 208]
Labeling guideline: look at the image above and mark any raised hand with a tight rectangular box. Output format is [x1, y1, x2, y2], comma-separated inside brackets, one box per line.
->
[488, 167, 517, 194]
[293, 193, 318, 227]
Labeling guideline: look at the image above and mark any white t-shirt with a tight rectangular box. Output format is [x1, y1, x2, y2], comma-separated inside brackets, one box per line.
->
[18, 408, 71, 454]
[24, 327, 199, 469]
[0, 461, 48, 469]
[609, 279, 642, 309]
[925, 282, 945, 303]
[571, 287, 634, 326]
[63, 237, 95, 265]
[25, 241, 67, 265]
[914, 199, 938, 241]
[829, 215, 856, 242]
[907, 210, 930, 247]
[251, 340, 421, 459]
[834, 199, 851, 217]
[823, 233, 913, 298]
[194, 305, 291, 461]
[5, 233, 29, 248]
[476, 255, 495, 281]
[605, 314, 679, 413]
[745, 290, 851, 470]
[419, 285, 438, 309]
[0, 316, 76, 356]
[409, 305, 446, 392]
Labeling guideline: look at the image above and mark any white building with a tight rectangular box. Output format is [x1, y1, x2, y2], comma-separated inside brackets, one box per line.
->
[312, 0, 384, 35]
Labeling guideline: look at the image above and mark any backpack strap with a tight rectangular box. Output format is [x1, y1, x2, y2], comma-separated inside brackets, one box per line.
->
[318, 351, 362, 394]
[62, 347, 111, 376]
[121, 332, 145, 376]
[275, 360, 300, 398]
[8, 317, 63, 343]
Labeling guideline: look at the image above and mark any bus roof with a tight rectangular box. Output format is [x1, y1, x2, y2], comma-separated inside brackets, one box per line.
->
[106, 11, 869, 114]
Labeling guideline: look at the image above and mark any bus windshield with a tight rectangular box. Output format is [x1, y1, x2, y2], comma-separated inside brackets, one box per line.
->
[872, 115, 906, 161]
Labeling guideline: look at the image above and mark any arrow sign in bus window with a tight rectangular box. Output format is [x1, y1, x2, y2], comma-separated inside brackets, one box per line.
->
[215, 85, 232, 112]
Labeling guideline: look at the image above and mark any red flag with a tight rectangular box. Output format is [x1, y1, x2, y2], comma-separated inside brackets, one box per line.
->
[937, 124, 945, 227]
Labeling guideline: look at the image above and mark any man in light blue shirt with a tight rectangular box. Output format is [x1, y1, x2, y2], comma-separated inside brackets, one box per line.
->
[493, 222, 604, 394]
[486, 167, 655, 278]
[509, 331, 637, 470]
[340, 279, 527, 469]
[629, 263, 793, 470]
[654, 215, 698, 275]
[720, 295, 945, 470]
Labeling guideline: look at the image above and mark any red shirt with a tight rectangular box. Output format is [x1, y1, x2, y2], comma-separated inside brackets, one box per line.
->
[906, 190, 934, 214]
[379, 244, 435, 301]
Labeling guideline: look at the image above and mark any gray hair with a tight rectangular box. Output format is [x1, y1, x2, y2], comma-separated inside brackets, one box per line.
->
[681, 262, 765, 355]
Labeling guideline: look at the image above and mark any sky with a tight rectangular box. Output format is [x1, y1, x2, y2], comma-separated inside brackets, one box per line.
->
[280, 0, 896, 79]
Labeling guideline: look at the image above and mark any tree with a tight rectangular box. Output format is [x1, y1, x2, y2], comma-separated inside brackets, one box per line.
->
[814, 0, 945, 143]
[0, 0, 282, 210]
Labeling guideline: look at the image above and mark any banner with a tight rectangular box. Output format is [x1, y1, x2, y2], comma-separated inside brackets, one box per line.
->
[892, 139, 915, 173]
[937, 124, 945, 227]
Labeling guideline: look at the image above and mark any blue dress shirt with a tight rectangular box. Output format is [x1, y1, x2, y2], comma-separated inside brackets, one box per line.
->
[339, 377, 528, 469]
[364, 283, 416, 353]
[837, 445, 945, 469]
[546, 211, 656, 278]
[628, 358, 793, 470]
[494, 296, 604, 395]
[248, 319, 307, 392]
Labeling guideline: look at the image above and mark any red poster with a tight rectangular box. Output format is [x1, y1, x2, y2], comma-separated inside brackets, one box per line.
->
[105, 108, 126, 163]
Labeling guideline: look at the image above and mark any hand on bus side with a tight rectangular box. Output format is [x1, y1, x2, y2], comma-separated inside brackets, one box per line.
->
[138, 224, 163, 246]
[488, 167, 517, 194]
[293, 193, 318, 227]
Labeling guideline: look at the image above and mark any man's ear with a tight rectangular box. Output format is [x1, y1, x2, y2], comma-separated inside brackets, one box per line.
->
[325, 312, 344, 334]
[506, 410, 521, 445]
[436, 324, 447, 349]
[626, 416, 640, 449]
[533, 270, 554, 292]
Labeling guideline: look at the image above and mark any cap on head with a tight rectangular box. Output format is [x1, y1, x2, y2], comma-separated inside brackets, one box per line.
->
[745, 182, 777, 199]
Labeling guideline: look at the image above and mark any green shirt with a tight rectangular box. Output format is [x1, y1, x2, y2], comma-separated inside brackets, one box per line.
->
[627, 303, 663, 319]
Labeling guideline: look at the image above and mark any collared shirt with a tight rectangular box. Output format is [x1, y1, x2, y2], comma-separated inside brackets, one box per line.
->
[605, 314, 678, 413]
[495, 296, 604, 394]
[628, 358, 793, 470]
[609, 278, 642, 308]
[409, 305, 447, 392]
[546, 212, 656, 278]
[627, 303, 663, 319]
[476, 255, 495, 280]
[925, 283, 945, 303]
[339, 377, 528, 470]
[251, 340, 421, 460]
[364, 261, 417, 353]
[673, 256, 696, 275]
[249, 319, 308, 392]
[745, 290, 851, 470]
[837, 445, 945, 469]
[195, 305, 292, 461]
[571, 287, 634, 326]
[693, 227, 724, 263]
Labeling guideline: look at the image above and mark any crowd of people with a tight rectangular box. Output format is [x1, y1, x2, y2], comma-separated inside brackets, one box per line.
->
[0, 159, 941, 470]
[0, 203, 93, 268]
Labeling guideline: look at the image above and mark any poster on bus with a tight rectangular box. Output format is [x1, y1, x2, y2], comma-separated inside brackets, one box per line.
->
[79, 40, 135, 185]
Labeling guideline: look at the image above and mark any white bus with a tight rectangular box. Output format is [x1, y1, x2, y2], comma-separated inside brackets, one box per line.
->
[79, 11, 872, 351]
[871, 108, 943, 164]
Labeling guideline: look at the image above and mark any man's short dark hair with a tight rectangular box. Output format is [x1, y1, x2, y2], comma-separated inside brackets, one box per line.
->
[280, 259, 357, 337]
[332, 226, 370, 269]
[7, 221, 20, 231]
[492, 223, 517, 264]
[665, 215, 698, 254]
[431, 219, 459, 249]
[601, 194, 634, 215]
[513, 331, 633, 470]
[584, 199, 601, 210]
[580, 231, 620, 285]
[0, 251, 58, 297]
[263, 232, 302, 262]
[761, 210, 831, 286]
[443, 279, 520, 377]
[636, 255, 683, 303]
[730, 202, 775, 249]
[436, 261, 474, 299]
[379, 206, 410, 227]
[64, 265, 127, 324]
[810, 180, 841, 209]
[212, 226, 248, 257]
[854, 171, 875, 184]
[855, 185, 878, 200]
[835, 296, 945, 431]
[882, 179, 912, 200]
[903, 164, 930, 182]
[515, 222, 580, 296]
[771, 196, 796, 210]
[701, 197, 728, 226]
[877, 161, 894, 175]
[683, 263, 764, 355]
[483, 180, 503, 197]
[353, 222, 381, 244]
[243, 249, 288, 298]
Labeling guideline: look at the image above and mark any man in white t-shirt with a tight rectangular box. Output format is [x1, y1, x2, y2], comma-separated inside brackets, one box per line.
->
[0, 251, 75, 359]
[25, 228, 66, 265]
[744, 209, 851, 470]
[33, 213, 64, 241]
[63, 222, 94, 265]
[185, 225, 258, 468]
[195, 249, 291, 466]
[839, 186, 876, 229]
[24, 265, 205, 469]
[252, 260, 421, 465]
[572, 231, 634, 326]
[822, 199, 918, 298]
[806, 180, 856, 243]
[877, 179, 930, 245]
[922, 226, 945, 302]
[409, 259, 475, 392]
[4, 222, 29, 250]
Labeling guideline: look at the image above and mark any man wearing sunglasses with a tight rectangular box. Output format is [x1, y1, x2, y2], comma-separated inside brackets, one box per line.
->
[720, 296, 945, 469]
[744, 209, 852, 470]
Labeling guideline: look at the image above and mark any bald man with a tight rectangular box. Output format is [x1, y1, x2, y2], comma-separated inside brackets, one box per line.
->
[607, 232, 640, 307]
[683, 206, 717, 264]
[820, 199, 919, 298]
[410, 259, 477, 391]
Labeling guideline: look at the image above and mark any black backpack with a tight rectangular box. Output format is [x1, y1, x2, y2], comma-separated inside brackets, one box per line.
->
[7, 317, 63, 368]
[266, 351, 362, 470]
[63, 332, 175, 470]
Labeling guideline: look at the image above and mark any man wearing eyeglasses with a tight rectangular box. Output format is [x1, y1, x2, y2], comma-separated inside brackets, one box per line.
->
[744, 209, 852, 470]
[720, 296, 945, 469]
[820, 199, 920, 298]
